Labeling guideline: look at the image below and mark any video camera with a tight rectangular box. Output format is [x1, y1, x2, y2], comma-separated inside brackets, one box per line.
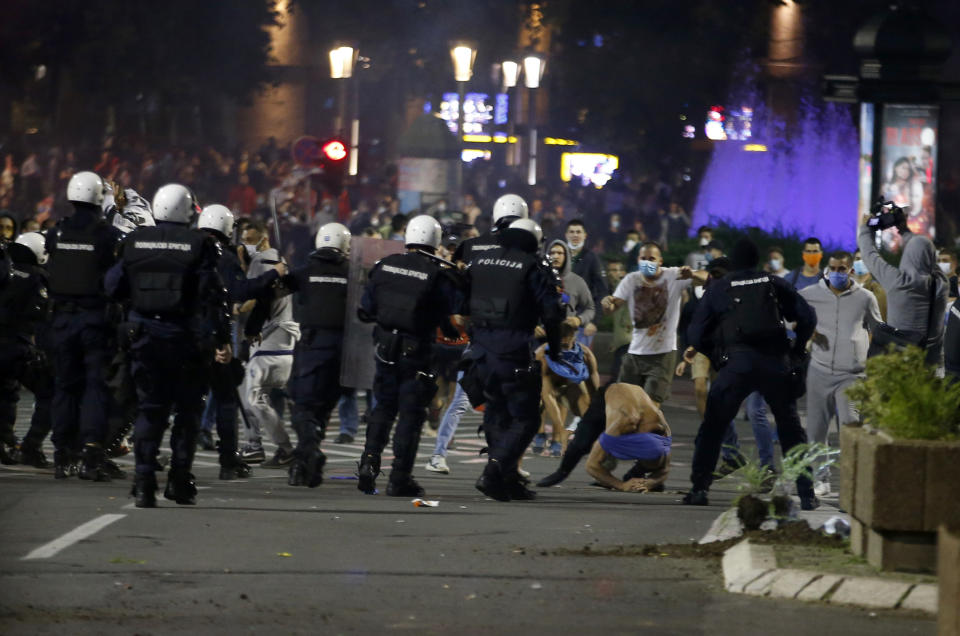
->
[867, 199, 907, 232]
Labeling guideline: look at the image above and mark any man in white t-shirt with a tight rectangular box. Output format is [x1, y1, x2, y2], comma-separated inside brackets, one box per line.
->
[601, 242, 703, 405]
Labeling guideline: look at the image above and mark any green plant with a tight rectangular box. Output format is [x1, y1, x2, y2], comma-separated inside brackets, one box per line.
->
[846, 346, 960, 441]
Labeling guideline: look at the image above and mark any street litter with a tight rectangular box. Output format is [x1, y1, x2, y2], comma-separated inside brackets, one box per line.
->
[412, 499, 440, 507]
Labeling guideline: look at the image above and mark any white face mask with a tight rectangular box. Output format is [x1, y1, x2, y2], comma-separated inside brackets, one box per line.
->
[769, 258, 782, 271]
[623, 239, 637, 253]
[243, 243, 259, 257]
[939, 262, 953, 275]
[694, 286, 705, 299]
[699, 237, 710, 247]
[567, 240, 583, 251]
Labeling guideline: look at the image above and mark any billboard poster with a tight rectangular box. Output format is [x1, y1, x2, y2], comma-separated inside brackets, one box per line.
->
[340, 237, 405, 390]
[857, 103, 874, 224]
[879, 104, 938, 248]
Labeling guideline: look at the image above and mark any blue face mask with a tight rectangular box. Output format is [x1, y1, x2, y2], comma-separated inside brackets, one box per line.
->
[828, 271, 849, 289]
[638, 260, 659, 277]
[704, 252, 714, 263]
[852, 259, 868, 276]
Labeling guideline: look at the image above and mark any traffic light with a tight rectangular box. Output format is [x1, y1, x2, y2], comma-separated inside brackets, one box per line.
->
[319, 138, 347, 196]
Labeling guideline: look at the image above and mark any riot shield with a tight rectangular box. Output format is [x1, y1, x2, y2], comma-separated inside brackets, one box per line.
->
[340, 237, 404, 389]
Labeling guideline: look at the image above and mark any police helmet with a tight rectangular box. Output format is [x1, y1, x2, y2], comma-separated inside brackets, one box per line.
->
[508, 218, 543, 244]
[404, 215, 442, 249]
[14, 231, 48, 265]
[492, 194, 529, 225]
[67, 171, 105, 206]
[315, 222, 351, 253]
[198, 204, 235, 238]
[152, 184, 199, 224]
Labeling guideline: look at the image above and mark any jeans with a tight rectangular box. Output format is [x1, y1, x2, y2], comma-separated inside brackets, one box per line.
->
[721, 391, 775, 468]
[338, 391, 359, 437]
[433, 371, 471, 457]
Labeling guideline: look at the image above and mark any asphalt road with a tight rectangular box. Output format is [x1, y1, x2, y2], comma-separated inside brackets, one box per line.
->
[0, 379, 935, 635]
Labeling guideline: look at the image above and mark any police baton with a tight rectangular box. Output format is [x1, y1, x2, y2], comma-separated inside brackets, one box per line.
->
[270, 192, 283, 252]
[415, 249, 457, 269]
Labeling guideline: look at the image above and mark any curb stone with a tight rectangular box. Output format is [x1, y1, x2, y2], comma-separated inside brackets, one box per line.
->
[721, 539, 937, 614]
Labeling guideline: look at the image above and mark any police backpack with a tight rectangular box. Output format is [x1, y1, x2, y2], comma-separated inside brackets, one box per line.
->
[721, 276, 785, 347]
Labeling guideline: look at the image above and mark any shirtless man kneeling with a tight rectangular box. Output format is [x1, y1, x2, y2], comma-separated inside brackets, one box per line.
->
[534, 322, 600, 454]
[585, 383, 672, 493]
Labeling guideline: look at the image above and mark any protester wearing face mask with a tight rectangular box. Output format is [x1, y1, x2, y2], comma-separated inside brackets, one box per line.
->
[851, 248, 887, 321]
[799, 251, 882, 496]
[601, 242, 704, 407]
[785, 237, 824, 290]
[684, 226, 714, 271]
[937, 247, 958, 302]
[765, 246, 789, 277]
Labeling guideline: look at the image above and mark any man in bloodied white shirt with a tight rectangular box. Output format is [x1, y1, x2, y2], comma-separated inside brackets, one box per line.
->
[601, 241, 705, 406]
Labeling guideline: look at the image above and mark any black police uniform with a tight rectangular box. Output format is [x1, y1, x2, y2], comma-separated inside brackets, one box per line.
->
[466, 227, 564, 501]
[686, 266, 818, 506]
[105, 221, 231, 507]
[357, 249, 462, 496]
[0, 242, 53, 466]
[205, 233, 280, 478]
[45, 202, 122, 479]
[453, 229, 502, 265]
[282, 247, 351, 487]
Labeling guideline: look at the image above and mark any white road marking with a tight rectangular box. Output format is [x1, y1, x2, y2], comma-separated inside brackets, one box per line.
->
[22, 513, 126, 560]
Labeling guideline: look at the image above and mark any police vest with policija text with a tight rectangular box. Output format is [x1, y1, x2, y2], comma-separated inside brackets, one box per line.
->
[123, 225, 208, 316]
[468, 246, 540, 331]
[368, 252, 441, 338]
[719, 274, 786, 349]
[47, 223, 107, 297]
[298, 253, 349, 330]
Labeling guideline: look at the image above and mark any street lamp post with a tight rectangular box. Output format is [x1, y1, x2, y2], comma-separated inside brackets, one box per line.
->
[329, 43, 358, 134]
[523, 53, 545, 186]
[501, 59, 520, 167]
[450, 41, 477, 210]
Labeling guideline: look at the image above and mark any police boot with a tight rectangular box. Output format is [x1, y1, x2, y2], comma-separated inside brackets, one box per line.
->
[291, 450, 326, 488]
[131, 473, 158, 508]
[164, 468, 197, 505]
[505, 473, 537, 501]
[219, 460, 252, 481]
[17, 444, 50, 468]
[100, 458, 126, 480]
[78, 444, 111, 482]
[0, 443, 15, 465]
[475, 459, 511, 502]
[357, 453, 381, 494]
[53, 450, 72, 479]
[385, 472, 425, 498]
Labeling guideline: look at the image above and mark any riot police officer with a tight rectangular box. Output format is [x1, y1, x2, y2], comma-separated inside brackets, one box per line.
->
[357, 215, 463, 496]
[105, 184, 232, 508]
[281, 222, 353, 488]
[465, 218, 564, 501]
[685, 237, 819, 509]
[0, 233, 52, 466]
[197, 204, 285, 479]
[46, 171, 123, 481]
[453, 194, 529, 265]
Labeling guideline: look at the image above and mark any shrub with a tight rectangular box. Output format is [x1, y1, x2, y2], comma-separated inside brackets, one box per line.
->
[846, 346, 960, 441]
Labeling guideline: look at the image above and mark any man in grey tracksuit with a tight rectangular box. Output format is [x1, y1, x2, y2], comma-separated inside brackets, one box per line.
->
[799, 250, 881, 494]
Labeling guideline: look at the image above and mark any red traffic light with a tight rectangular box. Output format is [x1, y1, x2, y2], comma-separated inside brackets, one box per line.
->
[322, 140, 347, 161]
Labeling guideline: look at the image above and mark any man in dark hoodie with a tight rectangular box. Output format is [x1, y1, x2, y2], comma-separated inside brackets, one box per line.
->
[857, 211, 948, 365]
[45, 171, 123, 481]
[684, 237, 819, 509]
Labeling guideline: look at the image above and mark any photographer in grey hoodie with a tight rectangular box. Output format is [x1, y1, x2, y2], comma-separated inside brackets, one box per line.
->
[858, 214, 948, 365]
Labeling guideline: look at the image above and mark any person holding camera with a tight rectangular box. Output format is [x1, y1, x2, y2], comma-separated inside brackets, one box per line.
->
[858, 203, 948, 365]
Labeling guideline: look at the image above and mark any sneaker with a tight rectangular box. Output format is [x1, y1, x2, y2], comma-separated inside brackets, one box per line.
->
[813, 480, 831, 497]
[197, 430, 216, 451]
[425, 455, 450, 474]
[715, 456, 745, 479]
[219, 461, 252, 480]
[549, 441, 562, 458]
[800, 495, 820, 511]
[262, 447, 294, 469]
[240, 445, 266, 463]
[682, 489, 709, 506]
[531, 433, 546, 455]
[334, 433, 354, 444]
[566, 416, 581, 433]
